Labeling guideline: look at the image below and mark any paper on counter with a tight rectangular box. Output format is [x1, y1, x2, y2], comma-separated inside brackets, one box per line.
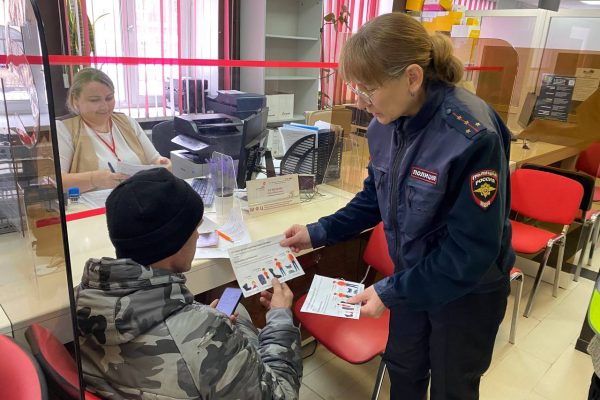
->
[116, 161, 165, 176]
[300, 275, 364, 319]
[198, 216, 219, 234]
[194, 210, 251, 259]
[79, 189, 112, 209]
[228, 234, 304, 297]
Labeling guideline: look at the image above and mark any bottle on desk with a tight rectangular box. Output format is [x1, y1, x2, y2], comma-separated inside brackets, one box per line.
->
[67, 187, 80, 205]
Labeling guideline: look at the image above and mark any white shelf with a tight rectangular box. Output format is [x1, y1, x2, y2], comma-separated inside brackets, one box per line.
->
[240, 0, 322, 117]
[265, 75, 318, 81]
[266, 34, 319, 41]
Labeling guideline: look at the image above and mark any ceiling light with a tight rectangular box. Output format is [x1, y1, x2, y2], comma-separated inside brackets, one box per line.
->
[581, 0, 600, 4]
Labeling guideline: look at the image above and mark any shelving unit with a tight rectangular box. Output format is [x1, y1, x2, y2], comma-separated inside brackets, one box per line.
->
[240, 0, 322, 124]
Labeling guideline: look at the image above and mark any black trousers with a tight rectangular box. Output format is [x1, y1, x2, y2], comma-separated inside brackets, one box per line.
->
[590, 373, 600, 400]
[384, 285, 509, 400]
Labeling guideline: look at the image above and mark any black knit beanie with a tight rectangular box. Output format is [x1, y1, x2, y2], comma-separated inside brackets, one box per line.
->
[105, 168, 204, 266]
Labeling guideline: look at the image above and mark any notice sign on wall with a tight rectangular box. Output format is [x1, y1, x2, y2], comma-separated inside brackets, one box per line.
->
[534, 74, 576, 122]
[573, 68, 600, 102]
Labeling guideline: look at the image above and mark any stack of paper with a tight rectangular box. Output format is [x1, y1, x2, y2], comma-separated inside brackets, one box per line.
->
[279, 123, 318, 154]
[194, 212, 251, 259]
[115, 161, 166, 176]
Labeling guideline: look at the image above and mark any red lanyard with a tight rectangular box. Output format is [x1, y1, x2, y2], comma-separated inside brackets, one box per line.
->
[89, 120, 120, 161]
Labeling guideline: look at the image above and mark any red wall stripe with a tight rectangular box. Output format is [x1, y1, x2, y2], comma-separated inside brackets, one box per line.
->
[35, 208, 107, 229]
[1, 54, 339, 68]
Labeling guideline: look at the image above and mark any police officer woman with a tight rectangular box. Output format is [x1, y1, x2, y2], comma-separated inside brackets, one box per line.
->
[281, 13, 514, 400]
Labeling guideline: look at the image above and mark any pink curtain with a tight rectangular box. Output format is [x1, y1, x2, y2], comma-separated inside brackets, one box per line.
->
[321, 0, 379, 108]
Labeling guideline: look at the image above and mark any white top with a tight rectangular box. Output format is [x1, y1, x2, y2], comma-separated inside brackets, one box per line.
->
[56, 115, 160, 172]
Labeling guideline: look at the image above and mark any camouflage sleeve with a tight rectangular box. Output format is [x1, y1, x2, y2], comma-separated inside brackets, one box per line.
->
[169, 304, 302, 400]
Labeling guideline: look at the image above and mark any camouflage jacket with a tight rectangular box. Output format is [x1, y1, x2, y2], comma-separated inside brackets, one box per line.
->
[76, 258, 302, 399]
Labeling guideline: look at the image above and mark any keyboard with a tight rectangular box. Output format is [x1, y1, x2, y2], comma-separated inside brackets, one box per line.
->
[191, 177, 215, 207]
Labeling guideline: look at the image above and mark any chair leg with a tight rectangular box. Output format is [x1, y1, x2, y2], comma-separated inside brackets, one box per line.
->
[575, 221, 594, 282]
[370, 357, 387, 400]
[553, 238, 566, 298]
[509, 273, 523, 344]
[524, 244, 553, 318]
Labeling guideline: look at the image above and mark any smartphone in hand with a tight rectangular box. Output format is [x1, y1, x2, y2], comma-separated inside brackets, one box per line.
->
[216, 287, 243, 316]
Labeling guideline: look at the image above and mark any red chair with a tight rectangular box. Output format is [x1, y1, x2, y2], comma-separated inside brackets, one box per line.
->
[510, 169, 583, 317]
[0, 334, 48, 400]
[576, 142, 600, 202]
[25, 324, 102, 400]
[575, 143, 600, 268]
[521, 163, 598, 282]
[294, 222, 394, 400]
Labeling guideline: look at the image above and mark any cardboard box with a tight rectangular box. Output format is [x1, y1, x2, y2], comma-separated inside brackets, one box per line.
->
[422, 11, 463, 32]
[451, 24, 481, 38]
[266, 93, 294, 121]
[406, 0, 425, 11]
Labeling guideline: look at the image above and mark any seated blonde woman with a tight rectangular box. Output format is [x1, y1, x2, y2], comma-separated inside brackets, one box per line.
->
[57, 67, 171, 193]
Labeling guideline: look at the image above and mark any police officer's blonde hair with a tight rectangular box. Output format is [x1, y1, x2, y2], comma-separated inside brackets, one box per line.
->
[66, 67, 115, 114]
[340, 13, 463, 87]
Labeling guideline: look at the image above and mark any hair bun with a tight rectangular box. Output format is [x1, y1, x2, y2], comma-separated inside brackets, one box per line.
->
[429, 33, 464, 85]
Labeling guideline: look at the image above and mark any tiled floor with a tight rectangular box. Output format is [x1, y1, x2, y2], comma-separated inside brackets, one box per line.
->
[299, 256, 598, 399]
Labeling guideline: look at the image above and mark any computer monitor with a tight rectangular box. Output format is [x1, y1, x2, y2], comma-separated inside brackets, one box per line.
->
[518, 92, 537, 130]
[236, 107, 269, 189]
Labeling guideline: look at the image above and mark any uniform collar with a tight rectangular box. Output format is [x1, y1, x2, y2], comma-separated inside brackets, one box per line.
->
[395, 81, 448, 135]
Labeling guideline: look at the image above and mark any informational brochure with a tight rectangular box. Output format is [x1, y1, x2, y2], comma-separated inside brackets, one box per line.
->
[533, 74, 576, 122]
[300, 275, 364, 319]
[228, 234, 304, 297]
[195, 211, 251, 259]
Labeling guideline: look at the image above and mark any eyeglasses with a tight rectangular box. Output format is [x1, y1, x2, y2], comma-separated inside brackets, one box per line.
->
[346, 83, 378, 105]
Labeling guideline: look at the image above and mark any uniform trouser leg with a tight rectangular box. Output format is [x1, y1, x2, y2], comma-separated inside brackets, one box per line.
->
[589, 373, 600, 400]
[428, 286, 509, 400]
[384, 285, 508, 400]
[384, 308, 431, 400]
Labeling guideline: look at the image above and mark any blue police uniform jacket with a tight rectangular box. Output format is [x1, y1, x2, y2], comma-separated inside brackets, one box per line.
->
[307, 82, 516, 312]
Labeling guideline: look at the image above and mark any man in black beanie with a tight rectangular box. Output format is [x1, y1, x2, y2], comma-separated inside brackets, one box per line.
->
[75, 168, 302, 399]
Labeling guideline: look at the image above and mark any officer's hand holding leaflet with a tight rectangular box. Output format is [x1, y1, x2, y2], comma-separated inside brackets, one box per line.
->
[280, 224, 312, 252]
[346, 285, 387, 318]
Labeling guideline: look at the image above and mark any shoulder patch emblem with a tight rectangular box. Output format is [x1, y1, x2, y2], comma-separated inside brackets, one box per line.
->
[410, 167, 438, 185]
[470, 170, 498, 209]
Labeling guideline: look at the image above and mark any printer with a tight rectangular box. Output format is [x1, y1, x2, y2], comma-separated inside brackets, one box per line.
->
[171, 113, 244, 179]
[205, 90, 266, 119]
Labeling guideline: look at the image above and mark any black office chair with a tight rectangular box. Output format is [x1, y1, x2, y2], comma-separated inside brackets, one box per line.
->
[280, 131, 341, 185]
[151, 120, 183, 158]
[521, 163, 597, 281]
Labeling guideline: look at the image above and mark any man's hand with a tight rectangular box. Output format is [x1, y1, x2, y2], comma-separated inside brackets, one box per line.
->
[346, 285, 387, 318]
[209, 298, 238, 323]
[155, 156, 172, 171]
[280, 224, 312, 253]
[260, 278, 293, 310]
[93, 170, 129, 189]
